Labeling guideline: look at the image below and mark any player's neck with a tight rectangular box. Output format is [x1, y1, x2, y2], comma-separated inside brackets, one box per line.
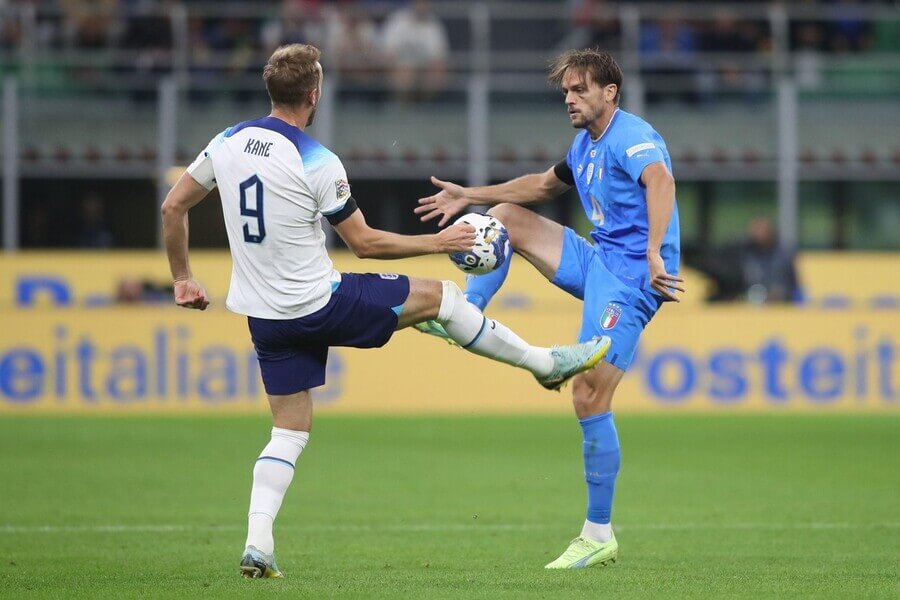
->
[588, 106, 618, 142]
[269, 108, 311, 131]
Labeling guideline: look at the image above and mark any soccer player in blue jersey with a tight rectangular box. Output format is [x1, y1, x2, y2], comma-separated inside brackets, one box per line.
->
[415, 48, 684, 569]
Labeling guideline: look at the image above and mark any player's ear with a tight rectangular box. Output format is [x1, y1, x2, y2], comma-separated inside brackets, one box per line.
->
[311, 60, 324, 107]
[605, 84, 618, 103]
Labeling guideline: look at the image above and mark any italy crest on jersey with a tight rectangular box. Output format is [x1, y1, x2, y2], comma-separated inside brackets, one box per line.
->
[600, 303, 622, 329]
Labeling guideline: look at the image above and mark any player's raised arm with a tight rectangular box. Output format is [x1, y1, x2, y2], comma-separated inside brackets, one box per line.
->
[308, 141, 476, 258]
[415, 165, 572, 227]
[161, 170, 212, 310]
[332, 206, 475, 259]
[642, 161, 684, 302]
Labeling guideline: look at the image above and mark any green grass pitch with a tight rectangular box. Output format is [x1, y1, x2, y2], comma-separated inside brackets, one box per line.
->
[0, 414, 897, 599]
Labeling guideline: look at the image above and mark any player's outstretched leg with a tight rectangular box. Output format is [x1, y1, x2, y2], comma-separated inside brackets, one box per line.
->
[546, 365, 623, 568]
[404, 279, 609, 390]
[241, 392, 311, 579]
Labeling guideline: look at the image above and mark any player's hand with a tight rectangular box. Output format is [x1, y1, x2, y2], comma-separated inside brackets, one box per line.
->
[415, 176, 470, 227]
[174, 278, 210, 310]
[436, 222, 476, 254]
[648, 252, 685, 302]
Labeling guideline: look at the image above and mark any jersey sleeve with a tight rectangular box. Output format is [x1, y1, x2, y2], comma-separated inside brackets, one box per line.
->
[618, 128, 667, 184]
[309, 154, 353, 217]
[186, 129, 229, 190]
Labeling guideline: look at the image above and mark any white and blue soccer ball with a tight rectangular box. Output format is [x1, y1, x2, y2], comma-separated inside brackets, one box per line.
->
[449, 212, 510, 275]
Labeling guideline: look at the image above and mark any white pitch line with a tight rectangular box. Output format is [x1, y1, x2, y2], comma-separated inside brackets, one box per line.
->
[0, 524, 202, 534]
[1, 522, 898, 535]
[615, 522, 900, 531]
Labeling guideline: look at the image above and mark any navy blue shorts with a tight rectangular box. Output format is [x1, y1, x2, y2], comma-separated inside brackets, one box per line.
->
[248, 272, 410, 395]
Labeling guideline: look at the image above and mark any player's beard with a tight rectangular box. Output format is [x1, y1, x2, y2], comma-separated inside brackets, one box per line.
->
[570, 106, 601, 130]
[306, 106, 317, 127]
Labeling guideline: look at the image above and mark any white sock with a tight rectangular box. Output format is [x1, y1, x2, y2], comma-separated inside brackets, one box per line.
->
[581, 519, 613, 543]
[436, 280, 554, 377]
[245, 427, 309, 555]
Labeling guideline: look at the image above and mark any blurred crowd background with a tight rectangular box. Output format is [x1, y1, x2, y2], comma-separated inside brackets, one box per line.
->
[1, 1, 897, 92]
[0, 0, 898, 305]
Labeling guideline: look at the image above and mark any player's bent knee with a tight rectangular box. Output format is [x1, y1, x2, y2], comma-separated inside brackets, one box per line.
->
[435, 280, 464, 324]
[441, 280, 463, 298]
[572, 393, 612, 419]
[487, 203, 515, 220]
[487, 204, 535, 248]
[571, 375, 614, 418]
[409, 278, 442, 304]
[402, 278, 443, 325]
[422, 280, 443, 317]
[487, 204, 520, 234]
[273, 415, 310, 432]
[268, 391, 313, 431]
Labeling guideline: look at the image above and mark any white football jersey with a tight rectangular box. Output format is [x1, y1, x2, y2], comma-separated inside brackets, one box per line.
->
[186, 116, 351, 319]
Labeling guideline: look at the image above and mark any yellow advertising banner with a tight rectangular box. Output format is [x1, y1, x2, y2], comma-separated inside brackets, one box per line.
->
[1, 250, 896, 309]
[0, 252, 897, 413]
[1, 301, 897, 414]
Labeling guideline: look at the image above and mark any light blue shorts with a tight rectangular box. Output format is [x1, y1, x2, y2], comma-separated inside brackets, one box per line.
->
[551, 228, 663, 371]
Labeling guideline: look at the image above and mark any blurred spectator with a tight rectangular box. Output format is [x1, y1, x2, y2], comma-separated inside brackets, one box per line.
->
[794, 23, 824, 89]
[686, 217, 800, 304]
[323, 4, 381, 89]
[206, 16, 261, 98]
[121, 1, 172, 70]
[59, 0, 119, 49]
[0, 8, 21, 51]
[262, 0, 324, 53]
[829, 0, 873, 52]
[119, 0, 173, 98]
[640, 13, 698, 103]
[700, 10, 766, 54]
[568, 0, 620, 50]
[697, 9, 769, 101]
[381, 0, 448, 103]
[187, 12, 264, 100]
[741, 216, 800, 304]
[641, 15, 697, 58]
[57, 0, 118, 85]
[186, 14, 215, 96]
[77, 193, 115, 248]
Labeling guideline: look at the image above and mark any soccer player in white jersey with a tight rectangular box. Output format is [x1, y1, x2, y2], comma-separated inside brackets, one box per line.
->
[161, 44, 610, 579]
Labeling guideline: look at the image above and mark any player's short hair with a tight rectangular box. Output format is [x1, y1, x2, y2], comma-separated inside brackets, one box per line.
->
[263, 44, 322, 107]
[548, 48, 623, 104]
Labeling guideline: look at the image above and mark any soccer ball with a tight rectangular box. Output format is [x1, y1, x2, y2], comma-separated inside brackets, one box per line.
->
[449, 213, 510, 275]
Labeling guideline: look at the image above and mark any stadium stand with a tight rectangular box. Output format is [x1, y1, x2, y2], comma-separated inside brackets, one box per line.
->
[0, 1, 897, 255]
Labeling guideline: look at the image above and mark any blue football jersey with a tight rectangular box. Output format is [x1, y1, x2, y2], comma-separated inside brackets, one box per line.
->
[564, 109, 680, 292]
